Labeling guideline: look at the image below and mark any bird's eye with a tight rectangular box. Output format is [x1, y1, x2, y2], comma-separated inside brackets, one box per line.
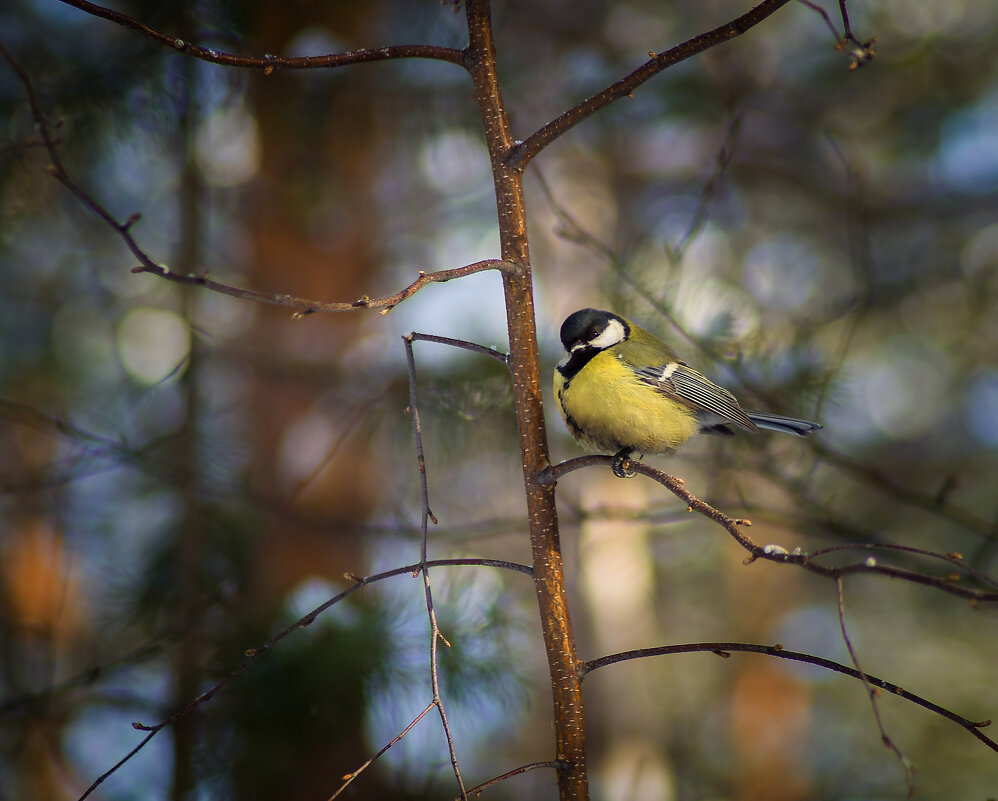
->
[587, 326, 600, 341]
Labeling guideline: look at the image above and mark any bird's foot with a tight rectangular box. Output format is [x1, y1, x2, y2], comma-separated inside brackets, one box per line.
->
[611, 449, 637, 479]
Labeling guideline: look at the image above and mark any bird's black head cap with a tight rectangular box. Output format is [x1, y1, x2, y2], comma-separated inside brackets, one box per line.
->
[559, 308, 629, 350]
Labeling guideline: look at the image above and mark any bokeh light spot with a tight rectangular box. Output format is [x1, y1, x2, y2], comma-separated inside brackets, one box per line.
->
[418, 129, 490, 194]
[743, 235, 820, 310]
[116, 307, 191, 384]
[195, 105, 261, 187]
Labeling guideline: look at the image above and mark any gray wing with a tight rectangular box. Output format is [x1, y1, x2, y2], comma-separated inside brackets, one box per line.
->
[634, 361, 758, 432]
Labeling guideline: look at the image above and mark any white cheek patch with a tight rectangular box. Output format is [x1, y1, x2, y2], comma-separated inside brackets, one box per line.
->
[588, 318, 626, 350]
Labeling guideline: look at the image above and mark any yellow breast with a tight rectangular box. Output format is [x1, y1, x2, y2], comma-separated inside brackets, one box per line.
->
[554, 350, 700, 454]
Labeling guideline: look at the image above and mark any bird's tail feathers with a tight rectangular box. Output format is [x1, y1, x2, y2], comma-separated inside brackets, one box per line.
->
[746, 412, 822, 437]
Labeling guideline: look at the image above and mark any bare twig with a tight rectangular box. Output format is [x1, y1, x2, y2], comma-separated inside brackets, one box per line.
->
[0, 39, 149, 266]
[75, 557, 530, 801]
[811, 543, 998, 591]
[404, 335, 467, 799]
[510, 0, 794, 168]
[796, 0, 843, 39]
[796, 0, 875, 70]
[582, 642, 996, 753]
[837, 0, 860, 40]
[835, 578, 917, 795]
[1, 40, 515, 316]
[460, 760, 567, 799]
[130, 259, 517, 316]
[407, 332, 509, 365]
[796, 0, 862, 42]
[328, 702, 436, 800]
[56, 0, 465, 69]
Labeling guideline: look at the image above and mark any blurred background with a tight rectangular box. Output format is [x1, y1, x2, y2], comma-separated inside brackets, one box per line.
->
[1, 1, 997, 799]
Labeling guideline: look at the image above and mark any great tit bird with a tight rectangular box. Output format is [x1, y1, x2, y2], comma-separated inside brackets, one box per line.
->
[554, 308, 821, 476]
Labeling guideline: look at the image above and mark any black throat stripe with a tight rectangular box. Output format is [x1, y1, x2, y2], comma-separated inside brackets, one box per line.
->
[557, 347, 599, 384]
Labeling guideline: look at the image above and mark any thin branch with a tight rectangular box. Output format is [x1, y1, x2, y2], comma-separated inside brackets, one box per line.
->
[0, 39, 148, 265]
[581, 642, 997, 754]
[811, 543, 998, 592]
[328, 702, 436, 800]
[80, 729, 160, 801]
[75, 557, 529, 801]
[838, 0, 855, 38]
[425, 581, 466, 795]
[56, 0, 465, 68]
[404, 335, 467, 799]
[130, 259, 517, 315]
[796, 0, 875, 70]
[460, 760, 566, 799]
[537, 455, 756, 548]
[510, 0, 794, 168]
[1, 40, 514, 317]
[796, 0, 843, 39]
[405, 335, 440, 539]
[407, 332, 509, 365]
[835, 578, 917, 796]
[537, 456, 998, 602]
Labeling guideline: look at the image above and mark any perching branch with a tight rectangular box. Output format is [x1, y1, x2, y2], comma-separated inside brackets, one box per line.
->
[537, 456, 998, 603]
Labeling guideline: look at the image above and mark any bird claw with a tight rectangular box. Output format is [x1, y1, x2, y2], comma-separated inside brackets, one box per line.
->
[611, 451, 636, 479]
